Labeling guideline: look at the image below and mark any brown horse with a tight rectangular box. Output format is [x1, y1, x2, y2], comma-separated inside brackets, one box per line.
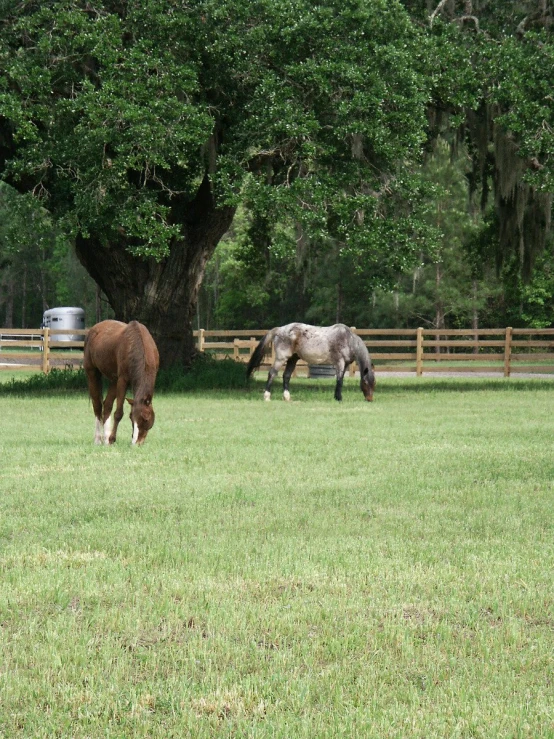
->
[84, 320, 159, 445]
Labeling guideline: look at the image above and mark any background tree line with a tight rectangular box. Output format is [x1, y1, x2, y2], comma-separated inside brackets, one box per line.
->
[0, 182, 112, 327]
[197, 136, 554, 332]
[1, 0, 553, 360]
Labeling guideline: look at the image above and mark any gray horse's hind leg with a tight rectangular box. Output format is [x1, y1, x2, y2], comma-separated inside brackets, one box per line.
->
[264, 359, 285, 401]
[334, 361, 348, 401]
[282, 354, 299, 401]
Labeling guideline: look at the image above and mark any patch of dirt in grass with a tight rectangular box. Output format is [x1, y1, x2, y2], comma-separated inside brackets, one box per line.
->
[401, 605, 439, 624]
[190, 689, 267, 721]
[120, 617, 209, 651]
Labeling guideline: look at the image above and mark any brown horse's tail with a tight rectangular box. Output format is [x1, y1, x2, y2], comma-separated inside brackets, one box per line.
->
[246, 330, 275, 379]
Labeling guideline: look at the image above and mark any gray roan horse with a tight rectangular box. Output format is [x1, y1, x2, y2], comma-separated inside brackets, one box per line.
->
[84, 320, 160, 445]
[246, 323, 375, 402]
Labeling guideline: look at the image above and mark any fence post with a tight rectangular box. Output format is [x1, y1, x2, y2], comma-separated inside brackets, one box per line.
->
[42, 327, 50, 374]
[197, 328, 205, 353]
[504, 326, 512, 377]
[233, 338, 239, 361]
[416, 327, 424, 376]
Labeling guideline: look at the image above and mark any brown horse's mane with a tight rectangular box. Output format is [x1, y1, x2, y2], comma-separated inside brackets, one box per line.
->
[126, 321, 157, 399]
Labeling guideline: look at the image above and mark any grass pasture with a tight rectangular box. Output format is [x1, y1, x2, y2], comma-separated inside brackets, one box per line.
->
[0, 376, 553, 737]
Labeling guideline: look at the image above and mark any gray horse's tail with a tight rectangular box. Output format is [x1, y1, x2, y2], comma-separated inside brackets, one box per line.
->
[246, 330, 275, 379]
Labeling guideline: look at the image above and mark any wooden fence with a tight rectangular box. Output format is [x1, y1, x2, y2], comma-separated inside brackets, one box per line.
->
[2, 326, 554, 377]
[0, 328, 86, 373]
[195, 327, 554, 377]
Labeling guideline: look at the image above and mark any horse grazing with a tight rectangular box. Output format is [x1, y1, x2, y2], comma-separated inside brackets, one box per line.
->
[84, 320, 160, 445]
[246, 323, 375, 402]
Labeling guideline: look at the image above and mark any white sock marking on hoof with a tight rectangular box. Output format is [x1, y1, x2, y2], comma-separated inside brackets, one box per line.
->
[103, 417, 112, 445]
[283, 390, 291, 401]
[132, 422, 139, 445]
[264, 391, 271, 401]
[94, 418, 103, 445]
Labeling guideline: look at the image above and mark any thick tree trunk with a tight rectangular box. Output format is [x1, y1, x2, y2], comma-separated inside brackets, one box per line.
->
[75, 177, 235, 368]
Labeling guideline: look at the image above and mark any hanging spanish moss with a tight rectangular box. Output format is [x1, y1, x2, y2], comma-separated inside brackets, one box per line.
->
[493, 120, 552, 279]
[429, 0, 554, 281]
[464, 105, 553, 279]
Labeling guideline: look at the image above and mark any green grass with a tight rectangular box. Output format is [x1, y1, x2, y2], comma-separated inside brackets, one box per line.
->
[1, 377, 553, 737]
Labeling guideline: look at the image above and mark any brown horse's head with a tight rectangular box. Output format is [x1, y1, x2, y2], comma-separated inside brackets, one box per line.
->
[360, 364, 376, 402]
[126, 396, 155, 445]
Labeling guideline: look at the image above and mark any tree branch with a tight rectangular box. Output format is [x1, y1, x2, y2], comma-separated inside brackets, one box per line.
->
[429, 0, 450, 28]
[454, 15, 480, 32]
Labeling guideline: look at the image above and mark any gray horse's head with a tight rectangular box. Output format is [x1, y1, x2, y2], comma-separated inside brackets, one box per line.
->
[360, 364, 376, 402]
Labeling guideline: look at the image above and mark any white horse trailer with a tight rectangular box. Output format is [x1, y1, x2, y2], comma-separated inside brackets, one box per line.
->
[42, 307, 85, 342]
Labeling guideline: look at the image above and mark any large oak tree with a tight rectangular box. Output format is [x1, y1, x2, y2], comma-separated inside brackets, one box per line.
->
[0, 0, 434, 366]
[2, 0, 553, 366]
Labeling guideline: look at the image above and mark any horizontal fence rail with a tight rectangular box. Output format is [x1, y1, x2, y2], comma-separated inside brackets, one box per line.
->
[1, 326, 554, 377]
[0, 328, 87, 373]
[195, 327, 554, 378]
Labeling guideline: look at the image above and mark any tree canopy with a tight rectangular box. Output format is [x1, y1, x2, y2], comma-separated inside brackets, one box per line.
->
[1, 0, 553, 361]
[0, 0, 436, 254]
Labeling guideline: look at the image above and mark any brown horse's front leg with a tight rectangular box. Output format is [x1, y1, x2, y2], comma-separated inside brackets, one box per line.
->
[109, 378, 128, 444]
[101, 383, 118, 444]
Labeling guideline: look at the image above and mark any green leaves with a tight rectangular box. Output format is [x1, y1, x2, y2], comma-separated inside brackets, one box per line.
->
[2, 0, 551, 283]
[1, 1, 211, 251]
[0, 0, 434, 264]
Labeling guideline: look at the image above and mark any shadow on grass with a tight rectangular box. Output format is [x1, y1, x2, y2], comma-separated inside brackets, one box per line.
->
[247, 375, 554, 398]
[374, 376, 554, 394]
[156, 354, 247, 393]
[1, 359, 552, 397]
